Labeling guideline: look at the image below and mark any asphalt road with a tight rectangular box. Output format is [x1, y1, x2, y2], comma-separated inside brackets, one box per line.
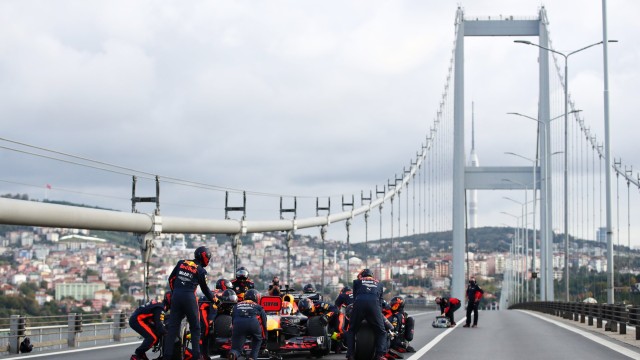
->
[8, 310, 640, 360]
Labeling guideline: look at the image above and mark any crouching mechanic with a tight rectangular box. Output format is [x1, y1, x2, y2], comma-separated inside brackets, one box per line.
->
[164, 246, 217, 360]
[298, 297, 342, 340]
[346, 268, 387, 360]
[228, 289, 267, 360]
[386, 296, 415, 353]
[129, 292, 171, 360]
[435, 296, 461, 327]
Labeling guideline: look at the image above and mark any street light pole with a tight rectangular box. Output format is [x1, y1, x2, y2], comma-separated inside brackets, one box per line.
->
[504, 193, 529, 302]
[506, 111, 580, 301]
[502, 211, 521, 303]
[515, 39, 617, 302]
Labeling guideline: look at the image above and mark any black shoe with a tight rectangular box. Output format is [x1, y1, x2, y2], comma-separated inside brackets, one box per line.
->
[472, 324, 477, 328]
[463, 324, 470, 328]
[405, 345, 416, 353]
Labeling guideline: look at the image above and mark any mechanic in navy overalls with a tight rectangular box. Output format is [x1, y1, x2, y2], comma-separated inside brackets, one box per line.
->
[163, 246, 216, 360]
[346, 268, 387, 360]
[228, 289, 267, 360]
[128, 292, 171, 360]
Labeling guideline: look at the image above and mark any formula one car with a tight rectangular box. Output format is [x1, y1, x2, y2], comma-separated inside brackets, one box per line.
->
[260, 295, 332, 359]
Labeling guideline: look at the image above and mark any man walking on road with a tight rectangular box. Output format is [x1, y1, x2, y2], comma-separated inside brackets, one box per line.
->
[463, 277, 484, 328]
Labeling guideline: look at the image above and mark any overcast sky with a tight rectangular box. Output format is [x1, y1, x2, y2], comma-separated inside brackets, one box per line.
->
[1, 1, 639, 247]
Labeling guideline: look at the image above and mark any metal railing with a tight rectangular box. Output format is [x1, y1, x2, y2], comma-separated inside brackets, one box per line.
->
[0, 311, 138, 355]
[511, 301, 640, 339]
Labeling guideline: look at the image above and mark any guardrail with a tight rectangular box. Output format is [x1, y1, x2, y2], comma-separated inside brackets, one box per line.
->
[510, 301, 640, 339]
[0, 311, 138, 355]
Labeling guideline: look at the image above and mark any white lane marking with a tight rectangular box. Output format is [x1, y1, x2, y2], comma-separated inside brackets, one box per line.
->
[405, 317, 467, 360]
[6, 341, 221, 360]
[8, 341, 142, 359]
[523, 310, 640, 359]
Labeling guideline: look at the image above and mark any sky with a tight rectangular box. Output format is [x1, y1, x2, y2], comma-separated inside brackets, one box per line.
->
[1, 1, 639, 247]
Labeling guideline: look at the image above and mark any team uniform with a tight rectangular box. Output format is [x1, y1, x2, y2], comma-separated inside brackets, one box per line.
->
[385, 297, 415, 353]
[334, 286, 354, 309]
[129, 298, 168, 360]
[298, 298, 342, 338]
[232, 267, 255, 301]
[464, 279, 484, 327]
[198, 295, 217, 360]
[228, 290, 267, 360]
[346, 269, 387, 360]
[437, 297, 461, 326]
[164, 247, 216, 360]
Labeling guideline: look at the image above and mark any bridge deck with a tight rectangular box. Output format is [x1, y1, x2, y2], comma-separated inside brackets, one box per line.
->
[7, 310, 640, 360]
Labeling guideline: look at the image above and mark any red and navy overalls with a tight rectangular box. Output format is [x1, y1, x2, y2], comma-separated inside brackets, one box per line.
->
[439, 297, 461, 324]
[465, 283, 484, 326]
[230, 299, 267, 360]
[129, 299, 166, 359]
[164, 259, 215, 360]
[346, 276, 387, 359]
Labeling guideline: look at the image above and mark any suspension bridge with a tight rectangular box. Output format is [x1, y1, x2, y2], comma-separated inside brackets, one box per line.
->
[1, 4, 640, 359]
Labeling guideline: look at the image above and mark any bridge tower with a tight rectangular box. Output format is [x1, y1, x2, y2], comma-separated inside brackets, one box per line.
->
[452, 7, 553, 301]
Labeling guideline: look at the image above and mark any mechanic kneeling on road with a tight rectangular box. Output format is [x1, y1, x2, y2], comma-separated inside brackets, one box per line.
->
[346, 268, 387, 360]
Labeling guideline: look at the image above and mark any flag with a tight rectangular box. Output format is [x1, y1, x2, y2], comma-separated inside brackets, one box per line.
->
[46, 184, 51, 189]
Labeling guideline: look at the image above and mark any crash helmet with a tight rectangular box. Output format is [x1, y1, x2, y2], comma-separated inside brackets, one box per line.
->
[283, 294, 295, 304]
[303, 283, 316, 294]
[162, 292, 172, 310]
[390, 296, 405, 312]
[359, 268, 374, 278]
[281, 301, 294, 315]
[298, 297, 314, 314]
[216, 278, 232, 290]
[244, 289, 261, 303]
[236, 266, 249, 280]
[221, 289, 238, 304]
[194, 246, 212, 267]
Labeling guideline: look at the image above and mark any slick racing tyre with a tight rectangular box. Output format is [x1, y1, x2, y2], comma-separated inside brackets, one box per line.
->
[354, 321, 375, 360]
[307, 316, 331, 357]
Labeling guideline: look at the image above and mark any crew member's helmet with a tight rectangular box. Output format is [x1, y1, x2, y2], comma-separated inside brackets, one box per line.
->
[194, 246, 212, 267]
[390, 296, 405, 312]
[359, 268, 374, 278]
[216, 278, 232, 290]
[244, 289, 261, 303]
[298, 297, 315, 314]
[236, 266, 249, 280]
[303, 283, 316, 294]
[221, 289, 238, 304]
